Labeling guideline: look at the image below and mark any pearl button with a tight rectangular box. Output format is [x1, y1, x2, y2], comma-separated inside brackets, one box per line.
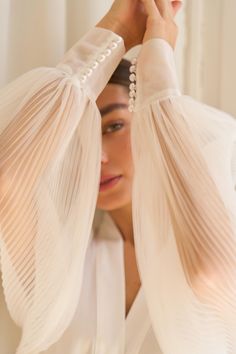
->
[129, 65, 136, 73]
[128, 105, 134, 112]
[104, 48, 112, 57]
[129, 58, 138, 112]
[80, 74, 87, 83]
[129, 83, 136, 91]
[98, 54, 106, 62]
[129, 98, 135, 105]
[91, 61, 98, 70]
[129, 91, 136, 98]
[116, 37, 122, 43]
[85, 68, 93, 77]
[129, 74, 136, 82]
[75, 37, 123, 86]
[110, 41, 118, 50]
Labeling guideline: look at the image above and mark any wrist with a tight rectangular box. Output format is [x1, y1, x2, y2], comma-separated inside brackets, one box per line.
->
[96, 15, 132, 51]
[142, 19, 178, 50]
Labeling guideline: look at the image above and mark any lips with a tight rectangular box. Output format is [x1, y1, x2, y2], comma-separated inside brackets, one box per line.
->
[99, 175, 122, 192]
[100, 175, 119, 184]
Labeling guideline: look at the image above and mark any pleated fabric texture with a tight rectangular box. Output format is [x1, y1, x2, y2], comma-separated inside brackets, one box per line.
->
[0, 28, 125, 354]
[0, 67, 102, 354]
[1, 27, 236, 354]
[132, 39, 236, 353]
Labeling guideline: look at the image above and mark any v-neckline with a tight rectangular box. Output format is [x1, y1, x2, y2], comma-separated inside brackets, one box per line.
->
[95, 212, 151, 352]
[125, 286, 142, 321]
[125, 286, 151, 353]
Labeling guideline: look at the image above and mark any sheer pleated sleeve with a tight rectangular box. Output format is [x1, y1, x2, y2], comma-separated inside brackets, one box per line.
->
[0, 27, 125, 354]
[132, 39, 236, 354]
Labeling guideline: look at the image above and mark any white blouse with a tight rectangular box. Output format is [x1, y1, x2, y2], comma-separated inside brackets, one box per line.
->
[0, 212, 163, 354]
[1, 26, 236, 354]
[43, 212, 163, 354]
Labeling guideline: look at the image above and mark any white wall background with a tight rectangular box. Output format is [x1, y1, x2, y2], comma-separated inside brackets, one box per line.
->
[0, 0, 235, 117]
[184, 0, 236, 117]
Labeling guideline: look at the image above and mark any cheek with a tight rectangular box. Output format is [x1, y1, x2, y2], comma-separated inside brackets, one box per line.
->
[109, 131, 134, 174]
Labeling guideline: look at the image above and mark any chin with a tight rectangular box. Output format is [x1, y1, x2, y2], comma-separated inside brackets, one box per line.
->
[96, 194, 131, 212]
[97, 201, 127, 212]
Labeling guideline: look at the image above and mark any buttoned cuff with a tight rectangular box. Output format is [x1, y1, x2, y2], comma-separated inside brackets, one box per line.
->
[133, 39, 181, 111]
[57, 27, 125, 101]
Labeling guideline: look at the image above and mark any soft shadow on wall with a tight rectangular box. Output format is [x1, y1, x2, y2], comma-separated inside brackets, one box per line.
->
[184, 0, 236, 118]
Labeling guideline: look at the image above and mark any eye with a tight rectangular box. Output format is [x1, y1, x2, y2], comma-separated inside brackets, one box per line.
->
[102, 121, 124, 135]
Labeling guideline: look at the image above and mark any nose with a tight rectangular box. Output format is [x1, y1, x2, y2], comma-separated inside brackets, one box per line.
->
[101, 150, 108, 164]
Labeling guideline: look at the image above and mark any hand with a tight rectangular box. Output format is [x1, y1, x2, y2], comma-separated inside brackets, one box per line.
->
[97, 0, 147, 51]
[141, 0, 182, 49]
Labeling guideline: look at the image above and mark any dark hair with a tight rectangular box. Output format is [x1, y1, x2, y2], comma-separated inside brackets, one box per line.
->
[108, 58, 131, 90]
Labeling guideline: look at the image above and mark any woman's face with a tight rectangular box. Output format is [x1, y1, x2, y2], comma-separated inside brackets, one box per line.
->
[96, 83, 134, 211]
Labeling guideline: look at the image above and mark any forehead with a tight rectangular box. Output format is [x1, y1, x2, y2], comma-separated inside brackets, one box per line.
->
[96, 83, 129, 110]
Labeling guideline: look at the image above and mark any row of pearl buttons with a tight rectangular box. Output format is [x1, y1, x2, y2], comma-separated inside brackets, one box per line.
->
[128, 58, 137, 112]
[79, 36, 123, 84]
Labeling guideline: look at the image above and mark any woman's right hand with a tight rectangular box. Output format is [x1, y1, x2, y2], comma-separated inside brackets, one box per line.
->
[141, 0, 182, 49]
[96, 0, 147, 51]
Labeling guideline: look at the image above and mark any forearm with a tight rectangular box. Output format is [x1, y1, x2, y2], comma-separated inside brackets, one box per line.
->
[96, 15, 131, 51]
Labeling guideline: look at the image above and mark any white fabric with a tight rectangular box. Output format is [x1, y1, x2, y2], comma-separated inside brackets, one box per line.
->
[1, 26, 236, 354]
[0, 213, 163, 354]
[132, 40, 236, 354]
[0, 27, 125, 354]
[43, 212, 163, 354]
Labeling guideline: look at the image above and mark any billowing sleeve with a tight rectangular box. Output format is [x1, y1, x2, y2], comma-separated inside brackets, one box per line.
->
[132, 39, 236, 354]
[0, 27, 125, 354]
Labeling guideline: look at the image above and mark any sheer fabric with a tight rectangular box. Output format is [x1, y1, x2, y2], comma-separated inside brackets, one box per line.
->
[0, 28, 125, 354]
[132, 40, 236, 354]
[36, 212, 164, 354]
[1, 27, 236, 354]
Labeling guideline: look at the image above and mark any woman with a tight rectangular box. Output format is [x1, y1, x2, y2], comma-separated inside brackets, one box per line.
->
[1, 0, 236, 353]
[96, 59, 138, 316]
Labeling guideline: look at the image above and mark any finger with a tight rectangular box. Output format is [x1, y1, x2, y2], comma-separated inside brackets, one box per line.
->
[140, 0, 161, 19]
[154, 0, 173, 18]
[171, 1, 182, 16]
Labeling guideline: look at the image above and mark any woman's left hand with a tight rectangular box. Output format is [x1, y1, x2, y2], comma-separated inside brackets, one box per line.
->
[141, 0, 182, 49]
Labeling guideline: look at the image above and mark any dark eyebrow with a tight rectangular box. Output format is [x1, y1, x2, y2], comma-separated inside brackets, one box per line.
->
[99, 103, 128, 117]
